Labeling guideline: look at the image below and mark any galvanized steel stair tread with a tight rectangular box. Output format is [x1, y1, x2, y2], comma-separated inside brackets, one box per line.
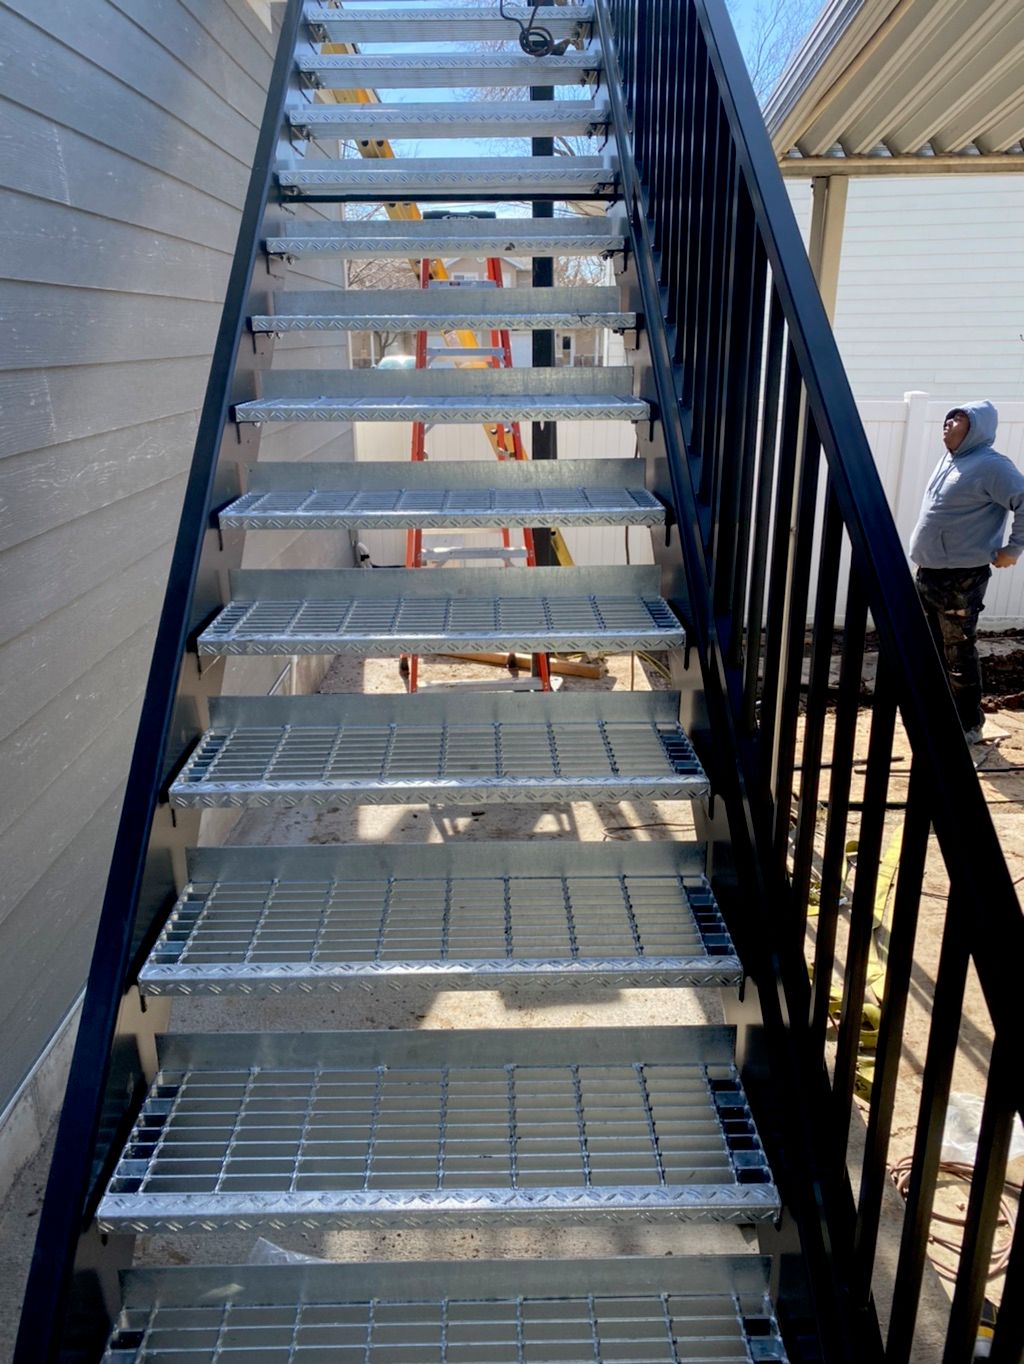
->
[251, 286, 633, 333]
[288, 99, 610, 139]
[304, 2, 595, 41]
[220, 460, 664, 531]
[97, 1028, 778, 1232]
[197, 566, 683, 657]
[103, 1257, 788, 1363]
[138, 843, 740, 995]
[168, 692, 708, 808]
[264, 218, 627, 258]
[296, 50, 603, 89]
[235, 367, 647, 424]
[276, 156, 618, 197]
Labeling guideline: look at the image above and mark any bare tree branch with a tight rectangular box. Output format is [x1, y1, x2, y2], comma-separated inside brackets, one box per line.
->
[726, 0, 819, 103]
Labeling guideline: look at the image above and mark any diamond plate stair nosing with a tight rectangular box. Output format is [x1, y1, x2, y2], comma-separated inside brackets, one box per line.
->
[276, 162, 619, 198]
[303, 3, 594, 42]
[98, 1184, 781, 1233]
[264, 221, 627, 259]
[219, 501, 663, 531]
[139, 959, 744, 995]
[235, 395, 648, 424]
[295, 50, 604, 90]
[287, 99, 609, 140]
[251, 308, 634, 334]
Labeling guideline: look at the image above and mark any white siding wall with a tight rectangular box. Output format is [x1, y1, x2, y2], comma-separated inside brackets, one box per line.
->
[0, 0, 354, 1133]
[787, 176, 1024, 401]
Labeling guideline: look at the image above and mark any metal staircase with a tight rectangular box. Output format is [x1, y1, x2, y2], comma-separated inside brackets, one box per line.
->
[17, 2, 1024, 1363]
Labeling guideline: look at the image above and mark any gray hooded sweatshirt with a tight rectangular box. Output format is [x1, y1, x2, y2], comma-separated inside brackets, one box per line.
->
[909, 400, 1024, 570]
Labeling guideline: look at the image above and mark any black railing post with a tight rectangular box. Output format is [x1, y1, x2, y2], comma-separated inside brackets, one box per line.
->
[529, 84, 557, 568]
[943, 1037, 1015, 1364]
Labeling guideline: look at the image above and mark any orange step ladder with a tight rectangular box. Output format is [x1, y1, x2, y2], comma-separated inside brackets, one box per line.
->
[402, 254, 551, 694]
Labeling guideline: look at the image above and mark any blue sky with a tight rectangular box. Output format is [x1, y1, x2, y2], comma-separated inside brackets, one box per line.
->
[725, 0, 760, 43]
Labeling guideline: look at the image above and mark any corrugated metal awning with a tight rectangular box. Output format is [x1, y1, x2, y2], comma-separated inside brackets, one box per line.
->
[766, 0, 1024, 175]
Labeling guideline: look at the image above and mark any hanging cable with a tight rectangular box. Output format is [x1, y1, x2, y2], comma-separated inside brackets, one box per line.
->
[499, 0, 573, 57]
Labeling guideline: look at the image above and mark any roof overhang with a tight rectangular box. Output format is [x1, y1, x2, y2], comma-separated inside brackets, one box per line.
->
[766, 0, 1024, 177]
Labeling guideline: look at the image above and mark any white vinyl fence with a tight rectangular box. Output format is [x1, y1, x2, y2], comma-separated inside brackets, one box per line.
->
[352, 390, 1024, 626]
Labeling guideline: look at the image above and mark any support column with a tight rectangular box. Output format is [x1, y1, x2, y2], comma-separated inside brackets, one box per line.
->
[807, 174, 849, 324]
[530, 82, 558, 567]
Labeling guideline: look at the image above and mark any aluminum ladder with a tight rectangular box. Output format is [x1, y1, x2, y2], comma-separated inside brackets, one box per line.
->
[401, 252, 552, 692]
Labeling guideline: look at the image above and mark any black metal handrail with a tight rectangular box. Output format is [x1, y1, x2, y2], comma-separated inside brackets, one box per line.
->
[14, 3, 305, 1358]
[595, 0, 1024, 1359]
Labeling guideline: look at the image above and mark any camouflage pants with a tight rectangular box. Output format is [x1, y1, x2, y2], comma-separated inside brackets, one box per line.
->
[915, 565, 991, 732]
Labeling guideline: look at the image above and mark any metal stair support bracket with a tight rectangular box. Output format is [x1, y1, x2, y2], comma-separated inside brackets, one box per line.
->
[138, 841, 742, 995]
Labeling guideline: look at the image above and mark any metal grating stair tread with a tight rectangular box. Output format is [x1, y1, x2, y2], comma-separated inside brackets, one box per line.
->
[238, 394, 646, 423]
[295, 50, 603, 89]
[264, 218, 628, 259]
[139, 843, 739, 995]
[251, 285, 634, 333]
[235, 367, 647, 425]
[276, 156, 618, 198]
[220, 460, 664, 531]
[196, 567, 684, 657]
[103, 1258, 788, 1362]
[168, 692, 708, 808]
[304, 2, 595, 42]
[97, 1028, 778, 1232]
[288, 99, 610, 140]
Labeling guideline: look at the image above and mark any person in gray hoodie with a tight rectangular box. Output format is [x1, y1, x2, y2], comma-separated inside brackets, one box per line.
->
[909, 400, 1024, 743]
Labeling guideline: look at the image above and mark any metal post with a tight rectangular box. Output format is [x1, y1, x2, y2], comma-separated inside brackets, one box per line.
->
[530, 82, 558, 567]
[808, 174, 848, 324]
